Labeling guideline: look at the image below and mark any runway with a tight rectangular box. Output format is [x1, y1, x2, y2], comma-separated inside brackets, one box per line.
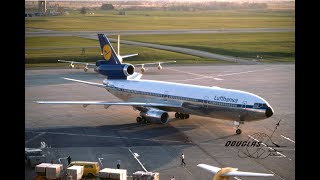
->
[25, 28, 294, 37]
[25, 64, 294, 180]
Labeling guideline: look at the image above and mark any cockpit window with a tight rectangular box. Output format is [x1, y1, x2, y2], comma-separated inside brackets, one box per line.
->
[254, 103, 267, 109]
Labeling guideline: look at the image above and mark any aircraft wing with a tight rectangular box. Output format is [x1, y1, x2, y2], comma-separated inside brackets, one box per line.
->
[121, 53, 138, 59]
[62, 77, 106, 88]
[222, 170, 274, 177]
[197, 164, 221, 174]
[58, 60, 96, 67]
[35, 101, 182, 108]
[36, 76, 184, 107]
[197, 164, 273, 177]
[58, 60, 96, 72]
[128, 72, 143, 80]
[135, 61, 176, 66]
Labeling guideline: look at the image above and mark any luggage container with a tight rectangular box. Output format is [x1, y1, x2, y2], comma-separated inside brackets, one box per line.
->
[67, 165, 84, 180]
[132, 171, 159, 180]
[99, 168, 127, 180]
[35, 163, 52, 176]
[46, 164, 63, 179]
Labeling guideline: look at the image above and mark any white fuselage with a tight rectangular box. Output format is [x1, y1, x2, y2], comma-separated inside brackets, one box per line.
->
[103, 79, 273, 122]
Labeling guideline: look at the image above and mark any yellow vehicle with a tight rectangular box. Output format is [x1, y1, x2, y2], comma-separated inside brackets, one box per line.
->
[67, 161, 100, 177]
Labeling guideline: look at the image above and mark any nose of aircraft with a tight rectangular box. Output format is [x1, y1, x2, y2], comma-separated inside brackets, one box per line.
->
[265, 106, 274, 118]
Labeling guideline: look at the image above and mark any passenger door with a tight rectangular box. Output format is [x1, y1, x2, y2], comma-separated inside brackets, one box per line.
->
[164, 91, 169, 101]
[203, 96, 209, 108]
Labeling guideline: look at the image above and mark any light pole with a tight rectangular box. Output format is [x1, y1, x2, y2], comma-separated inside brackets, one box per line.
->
[98, 157, 104, 168]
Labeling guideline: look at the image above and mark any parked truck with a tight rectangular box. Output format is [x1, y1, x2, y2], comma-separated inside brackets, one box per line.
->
[25, 148, 46, 167]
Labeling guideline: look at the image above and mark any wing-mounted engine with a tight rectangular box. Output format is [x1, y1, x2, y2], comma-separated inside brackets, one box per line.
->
[69, 62, 74, 68]
[157, 64, 162, 70]
[95, 60, 135, 79]
[140, 108, 169, 124]
[140, 64, 145, 73]
[84, 63, 89, 72]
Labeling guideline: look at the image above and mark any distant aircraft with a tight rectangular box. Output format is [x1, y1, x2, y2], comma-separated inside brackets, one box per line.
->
[58, 35, 176, 73]
[36, 34, 274, 134]
[197, 164, 274, 180]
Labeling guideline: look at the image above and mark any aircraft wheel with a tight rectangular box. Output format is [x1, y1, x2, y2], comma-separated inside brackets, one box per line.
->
[175, 112, 180, 119]
[185, 114, 190, 119]
[143, 119, 148, 124]
[180, 113, 185, 119]
[136, 117, 142, 123]
[236, 129, 242, 135]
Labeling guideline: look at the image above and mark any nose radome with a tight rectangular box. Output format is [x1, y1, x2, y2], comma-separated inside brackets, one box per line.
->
[265, 106, 274, 118]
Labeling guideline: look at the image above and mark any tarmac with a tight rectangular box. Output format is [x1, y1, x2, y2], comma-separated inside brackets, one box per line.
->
[25, 64, 295, 180]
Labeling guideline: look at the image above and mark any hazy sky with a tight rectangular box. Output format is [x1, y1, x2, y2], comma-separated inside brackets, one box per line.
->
[25, 0, 295, 1]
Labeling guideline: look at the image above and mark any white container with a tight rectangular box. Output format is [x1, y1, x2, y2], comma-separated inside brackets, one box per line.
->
[67, 165, 84, 180]
[46, 164, 63, 179]
[35, 163, 52, 173]
[99, 168, 127, 180]
[132, 171, 159, 180]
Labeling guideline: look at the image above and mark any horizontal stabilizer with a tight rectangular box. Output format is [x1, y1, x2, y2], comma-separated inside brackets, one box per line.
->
[121, 53, 138, 59]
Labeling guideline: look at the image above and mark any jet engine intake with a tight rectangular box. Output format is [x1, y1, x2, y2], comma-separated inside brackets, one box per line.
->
[140, 109, 169, 124]
[123, 64, 135, 76]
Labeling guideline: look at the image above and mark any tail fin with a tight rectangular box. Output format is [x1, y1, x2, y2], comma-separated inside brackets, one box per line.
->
[98, 34, 122, 65]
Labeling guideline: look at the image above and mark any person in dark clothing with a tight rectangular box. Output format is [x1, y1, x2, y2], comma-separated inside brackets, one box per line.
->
[67, 156, 71, 165]
[117, 160, 121, 169]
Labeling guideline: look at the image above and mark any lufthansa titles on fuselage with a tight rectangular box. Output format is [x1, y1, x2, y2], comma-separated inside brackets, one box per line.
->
[214, 96, 238, 103]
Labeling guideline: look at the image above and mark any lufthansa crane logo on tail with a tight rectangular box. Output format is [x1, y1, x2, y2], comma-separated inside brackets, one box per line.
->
[103, 45, 112, 61]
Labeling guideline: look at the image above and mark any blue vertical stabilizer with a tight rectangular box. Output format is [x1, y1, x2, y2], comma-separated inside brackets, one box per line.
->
[97, 34, 122, 64]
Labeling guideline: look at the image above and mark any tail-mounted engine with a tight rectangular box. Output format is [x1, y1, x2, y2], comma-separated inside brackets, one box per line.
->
[95, 60, 135, 79]
[140, 109, 169, 124]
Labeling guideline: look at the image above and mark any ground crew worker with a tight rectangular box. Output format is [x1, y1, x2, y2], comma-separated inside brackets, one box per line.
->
[181, 153, 186, 166]
[117, 160, 121, 169]
[67, 156, 71, 165]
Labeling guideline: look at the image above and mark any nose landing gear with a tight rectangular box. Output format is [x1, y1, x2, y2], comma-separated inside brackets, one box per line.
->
[234, 121, 242, 134]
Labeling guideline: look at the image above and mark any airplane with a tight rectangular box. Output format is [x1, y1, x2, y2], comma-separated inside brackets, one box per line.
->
[197, 164, 274, 180]
[36, 34, 274, 135]
[58, 35, 176, 73]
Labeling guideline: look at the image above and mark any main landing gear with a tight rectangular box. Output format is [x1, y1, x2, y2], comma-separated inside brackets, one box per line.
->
[175, 112, 190, 119]
[234, 121, 242, 135]
[136, 117, 148, 124]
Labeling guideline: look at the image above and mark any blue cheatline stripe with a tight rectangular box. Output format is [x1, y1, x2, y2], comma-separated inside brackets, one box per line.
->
[108, 86, 267, 110]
